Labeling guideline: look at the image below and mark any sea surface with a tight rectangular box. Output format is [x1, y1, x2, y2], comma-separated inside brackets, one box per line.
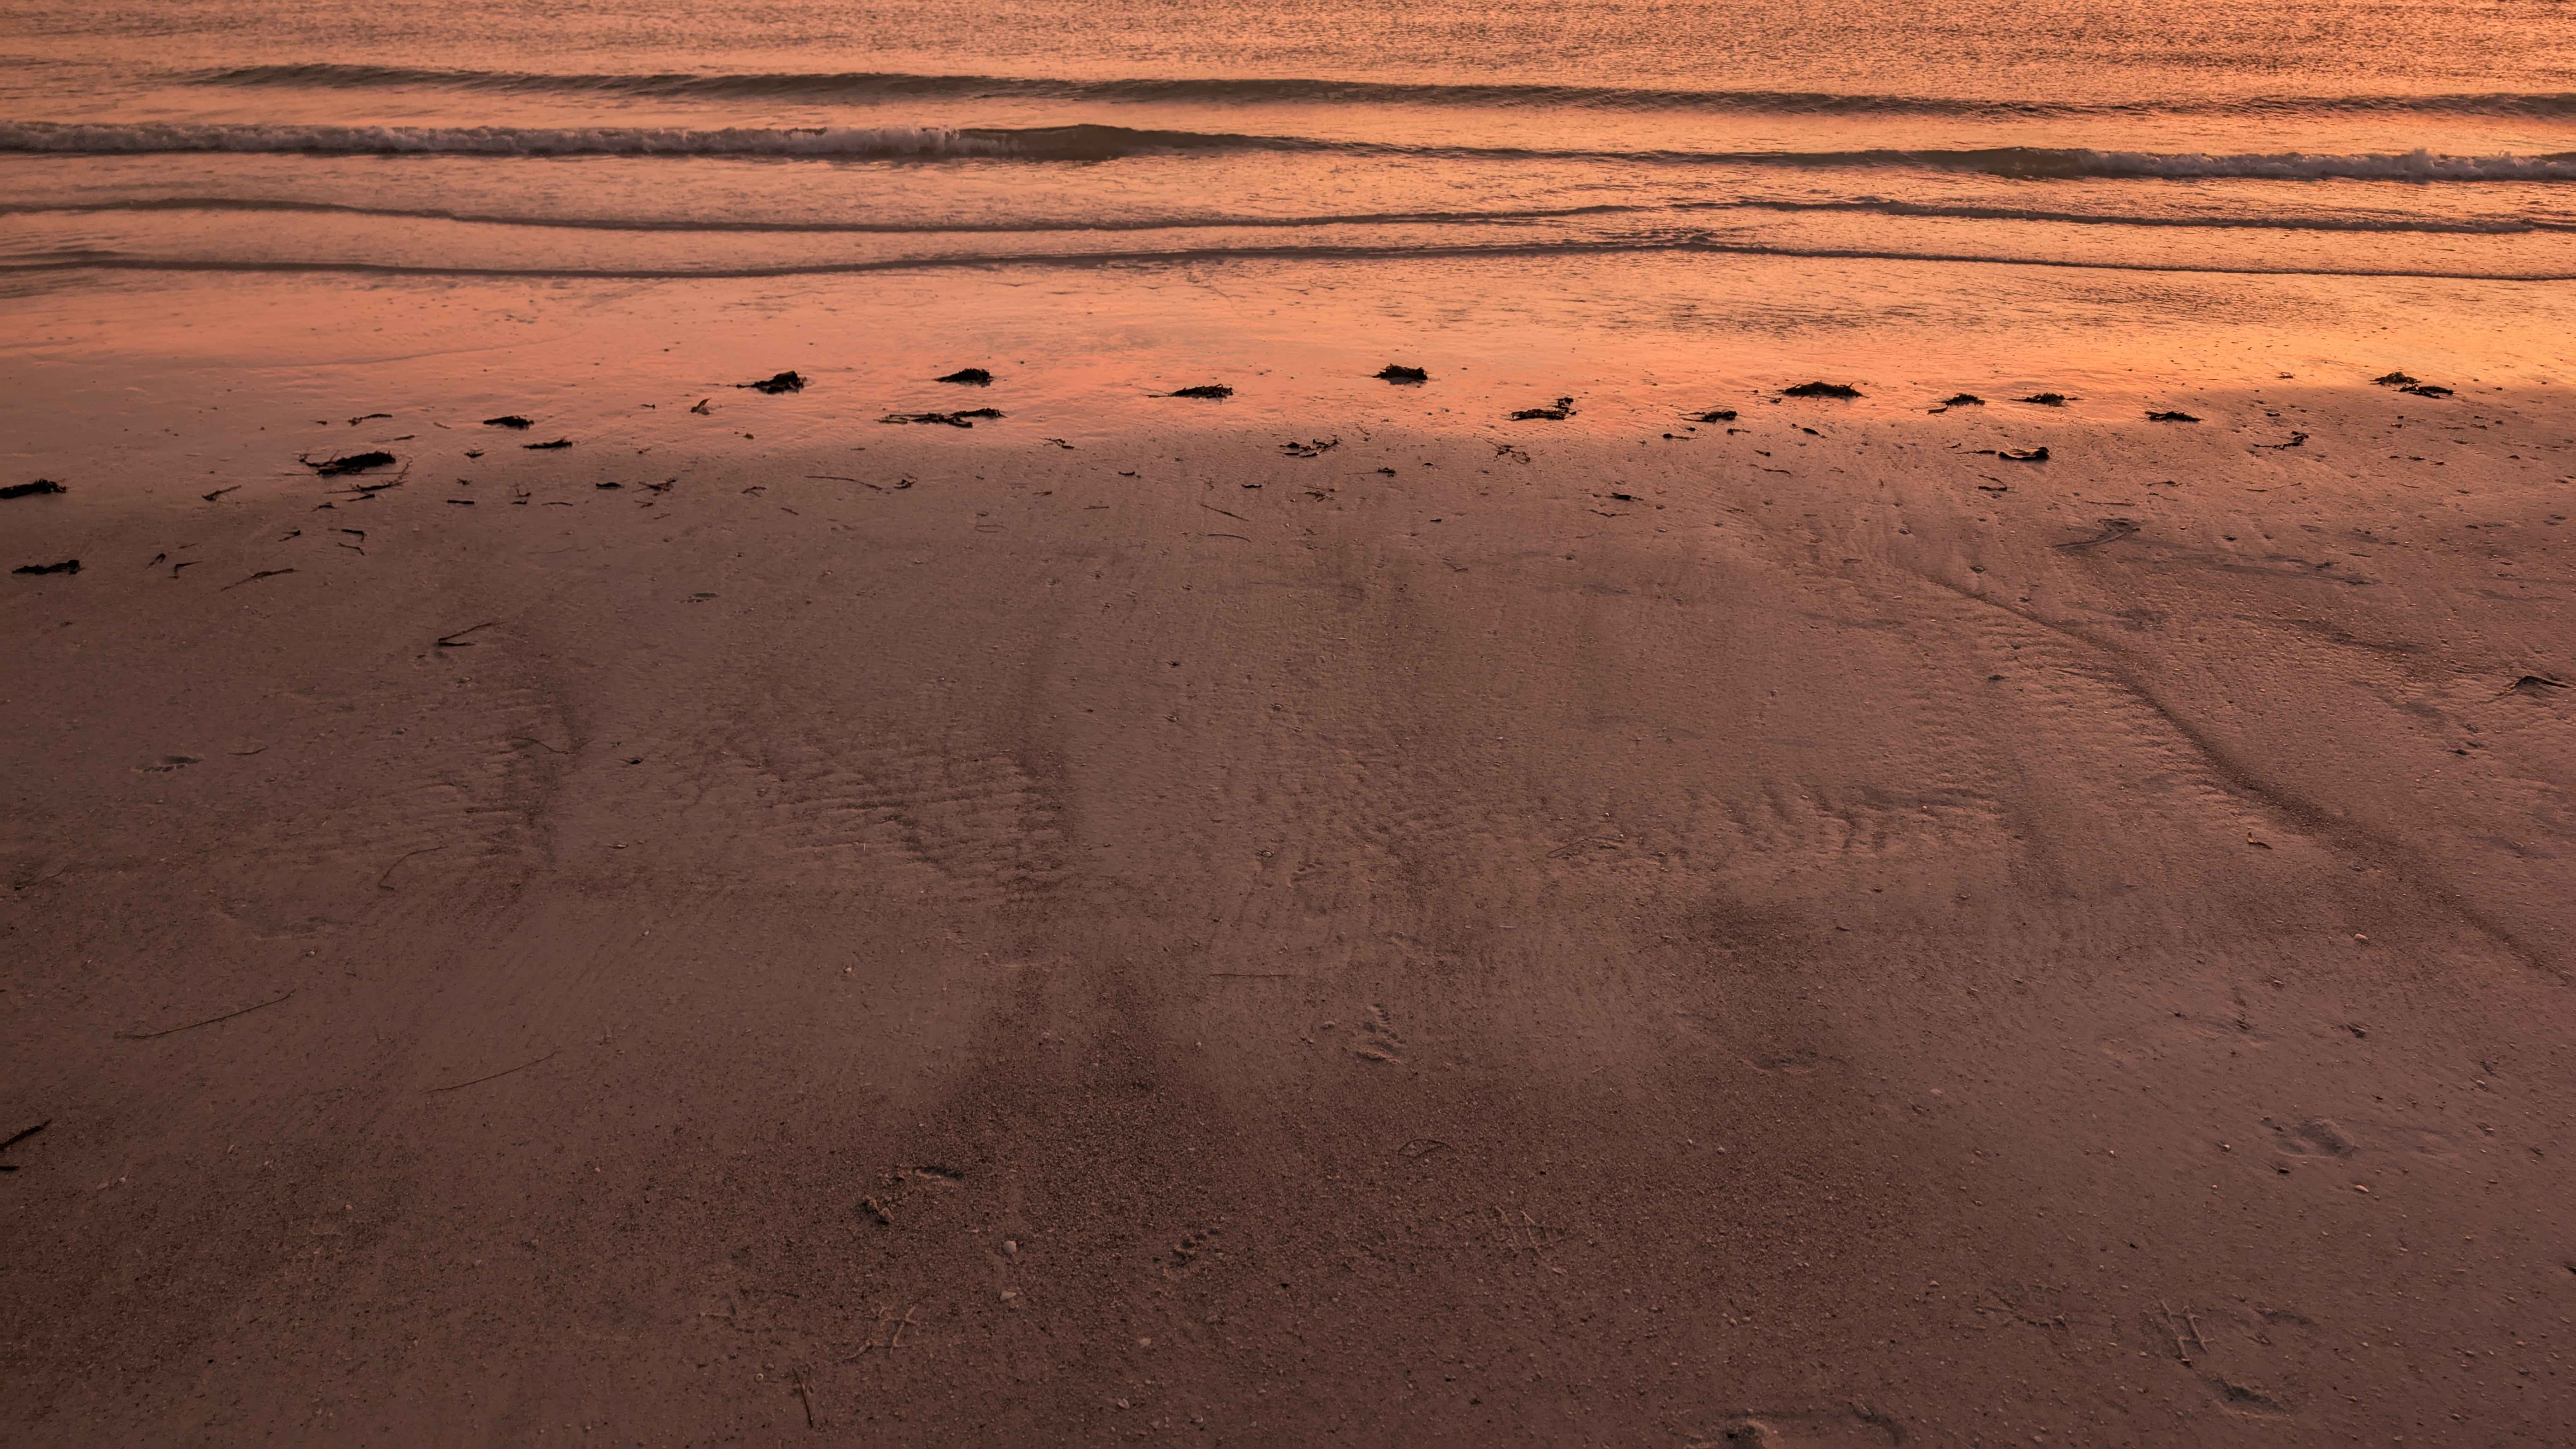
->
[5, 0, 2576, 284]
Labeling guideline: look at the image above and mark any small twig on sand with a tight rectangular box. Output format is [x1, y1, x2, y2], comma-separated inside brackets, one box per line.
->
[1, 1119, 54, 1170]
[116, 990, 295, 1041]
[2160, 1299, 2193, 1362]
[793, 1367, 817, 1428]
[423, 1049, 559, 1094]
[435, 621, 497, 648]
[218, 568, 296, 591]
[839, 1304, 919, 1362]
[377, 844, 445, 889]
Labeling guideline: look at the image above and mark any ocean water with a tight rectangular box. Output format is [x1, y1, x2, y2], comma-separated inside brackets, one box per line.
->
[5, 0, 2576, 488]
[4, 0, 2575, 283]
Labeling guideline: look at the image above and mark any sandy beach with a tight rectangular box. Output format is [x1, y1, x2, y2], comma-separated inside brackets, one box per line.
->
[4, 257, 2573, 1441]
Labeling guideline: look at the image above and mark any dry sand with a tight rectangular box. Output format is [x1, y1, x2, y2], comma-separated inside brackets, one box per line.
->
[5, 373, 2575, 1444]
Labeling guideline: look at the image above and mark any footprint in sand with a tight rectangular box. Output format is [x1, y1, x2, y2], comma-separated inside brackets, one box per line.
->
[1170, 1226, 1220, 1269]
[1354, 1003, 1404, 1064]
[2264, 1117, 2358, 1158]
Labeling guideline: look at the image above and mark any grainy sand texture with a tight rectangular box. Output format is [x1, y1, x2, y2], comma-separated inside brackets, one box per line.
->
[5, 282, 2574, 1442]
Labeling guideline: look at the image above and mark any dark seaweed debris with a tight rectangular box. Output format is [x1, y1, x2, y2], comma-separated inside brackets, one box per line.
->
[880, 409, 1004, 428]
[2146, 410, 2201, 422]
[740, 371, 806, 394]
[2017, 393, 2074, 406]
[1938, 393, 1985, 407]
[2371, 371, 2420, 387]
[1279, 438, 1340, 457]
[2400, 383, 2454, 398]
[1510, 397, 1576, 420]
[1164, 385, 1233, 400]
[1977, 446, 2050, 462]
[1375, 365, 1429, 384]
[303, 450, 397, 476]
[1, 479, 65, 500]
[1783, 382, 1861, 399]
[935, 367, 993, 385]
[523, 438, 574, 450]
[481, 415, 533, 429]
[1685, 408, 1737, 423]
[14, 559, 79, 576]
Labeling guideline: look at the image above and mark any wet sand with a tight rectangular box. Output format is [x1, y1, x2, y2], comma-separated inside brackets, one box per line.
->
[5, 358, 2576, 1443]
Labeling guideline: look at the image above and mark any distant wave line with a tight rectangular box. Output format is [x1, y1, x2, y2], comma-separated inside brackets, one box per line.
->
[0, 195, 1641, 232]
[8, 236, 2570, 283]
[5, 122, 2575, 181]
[184, 63, 2576, 120]
[5, 194, 2567, 236]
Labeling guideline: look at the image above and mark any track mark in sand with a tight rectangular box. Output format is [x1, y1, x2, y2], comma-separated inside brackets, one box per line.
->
[1198, 718, 1496, 921]
[1689, 782, 2006, 875]
[855, 1163, 968, 1228]
[1903, 568, 2561, 979]
[2098, 1011, 2269, 1066]
[2262, 1115, 2457, 1163]
[212, 681, 574, 912]
[1353, 1003, 1404, 1063]
[1702, 1404, 1903, 1446]
[1973, 1280, 2094, 1350]
[2209, 1376, 2297, 1417]
[1668, 896, 1818, 975]
[2265, 1116, 2358, 1158]
[1748, 1045, 1830, 1075]
[648, 731, 1067, 905]
[2148, 1301, 2317, 1418]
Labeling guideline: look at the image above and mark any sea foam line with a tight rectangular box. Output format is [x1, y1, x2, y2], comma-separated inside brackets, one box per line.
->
[8, 236, 2572, 283]
[2, 194, 2563, 236]
[4, 122, 2573, 181]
